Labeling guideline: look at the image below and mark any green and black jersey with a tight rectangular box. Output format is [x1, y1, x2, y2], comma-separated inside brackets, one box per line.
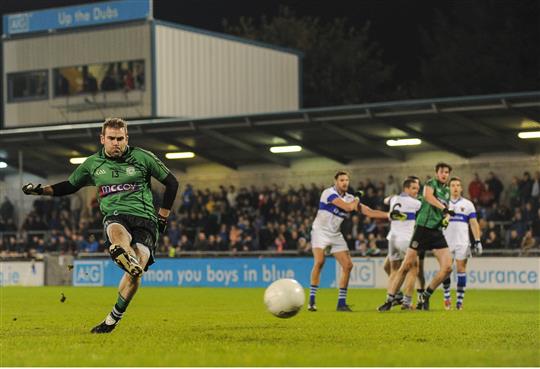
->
[68, 146, 170, 223]
[417, 183, 424, 202]
[415, 178, 450, 230]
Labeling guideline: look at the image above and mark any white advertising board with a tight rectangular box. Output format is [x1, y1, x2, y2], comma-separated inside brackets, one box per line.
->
[339, 257, 540, 289]
[0, 261, 45, 286]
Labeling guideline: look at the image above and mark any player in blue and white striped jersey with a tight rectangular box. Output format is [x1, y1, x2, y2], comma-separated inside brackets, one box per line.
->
[442, 177, 482, 310]
[309, 170, 400, 312]
[381, 176, 425, 306]
[384, 178, 422, 309]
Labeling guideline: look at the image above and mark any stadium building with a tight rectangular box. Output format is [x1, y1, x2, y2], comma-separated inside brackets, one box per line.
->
[1, 0, 539, 183]
[0, 0, 539, 282]
[2, 0, 301, 128]
[0, 2, 539, 365]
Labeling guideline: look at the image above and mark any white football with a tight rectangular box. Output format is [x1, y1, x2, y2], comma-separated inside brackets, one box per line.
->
[264, 278, 305, 318]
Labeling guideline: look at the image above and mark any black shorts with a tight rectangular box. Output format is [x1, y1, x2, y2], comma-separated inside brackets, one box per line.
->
[409, 225, 448, 252]
[103, 214, 158, 271]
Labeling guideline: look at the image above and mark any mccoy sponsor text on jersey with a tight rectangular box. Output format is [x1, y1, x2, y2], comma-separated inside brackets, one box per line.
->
[68, 146, 170, 223]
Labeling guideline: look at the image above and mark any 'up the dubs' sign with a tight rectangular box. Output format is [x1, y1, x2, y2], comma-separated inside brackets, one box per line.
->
[3, 0, 152, 37]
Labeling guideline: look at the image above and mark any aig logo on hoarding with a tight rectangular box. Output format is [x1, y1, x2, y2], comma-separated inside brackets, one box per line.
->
[337, 259, 376, 288]
[8, 13, 31, 34]
[73, 261, 104, 286]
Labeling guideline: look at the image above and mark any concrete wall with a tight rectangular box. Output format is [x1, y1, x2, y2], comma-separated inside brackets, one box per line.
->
[44, 253, 74, 286]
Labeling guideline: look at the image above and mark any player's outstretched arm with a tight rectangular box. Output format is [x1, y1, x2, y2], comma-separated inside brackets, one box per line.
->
[23, 158, 89, 197]
[359, 203, 389, 219]
[156, 173, 179, 233]
[331, 197, 360, 213]
[22, 181, 79, 197]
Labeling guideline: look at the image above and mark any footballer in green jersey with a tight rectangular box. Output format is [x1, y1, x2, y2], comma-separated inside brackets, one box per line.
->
[22, 118, 179, 334]
[378, 163, 455, 312]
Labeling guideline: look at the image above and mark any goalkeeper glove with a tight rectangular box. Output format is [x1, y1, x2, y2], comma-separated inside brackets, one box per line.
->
[389, 210, 407, 221]
[354, 190, 364, 201]
[442, 207, 456, 217]
[472, 240, 483, 256]
[441, 216, 450, 229]
[157, 214, 168, 234]
[22, 183, 43, 195]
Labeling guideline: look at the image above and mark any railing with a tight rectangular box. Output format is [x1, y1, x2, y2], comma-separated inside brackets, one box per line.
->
[64, 248, 540, 258]
[1, 219, 536, 258]
[1, 248, 538, 262]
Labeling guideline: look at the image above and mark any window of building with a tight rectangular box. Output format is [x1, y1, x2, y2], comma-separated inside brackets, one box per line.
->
[7, 70, 49, 102]
[53, 59, 145, 97]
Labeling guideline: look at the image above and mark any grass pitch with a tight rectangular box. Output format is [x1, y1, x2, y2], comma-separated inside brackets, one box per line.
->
[1, 287, 539, 366]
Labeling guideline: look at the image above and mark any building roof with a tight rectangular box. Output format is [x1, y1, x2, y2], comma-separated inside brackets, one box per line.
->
[1, 91, 539, 177]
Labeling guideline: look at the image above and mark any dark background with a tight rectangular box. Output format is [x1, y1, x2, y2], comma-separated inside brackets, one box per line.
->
[1, 0, 539, 113]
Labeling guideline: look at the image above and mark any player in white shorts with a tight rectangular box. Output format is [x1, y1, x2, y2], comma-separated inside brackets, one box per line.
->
[381, 176, 423, 305]
[308, 170, 405, 312]
[385, 178, 421, 309]
[442, 177, 482, 310]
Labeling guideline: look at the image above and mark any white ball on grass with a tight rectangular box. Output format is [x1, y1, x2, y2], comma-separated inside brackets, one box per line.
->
[264, 278, 305, 318]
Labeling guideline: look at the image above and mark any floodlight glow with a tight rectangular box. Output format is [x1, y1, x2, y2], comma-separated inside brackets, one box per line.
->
[0, 161, 7, 169]
[518, 131, 540, 139]
[386, 138, 422, 147]
[165, 152, 195, 159]
[269, 145, 302, 153]
[70, 157, 88, 164]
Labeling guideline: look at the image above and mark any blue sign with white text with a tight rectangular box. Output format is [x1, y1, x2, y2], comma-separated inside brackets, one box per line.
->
[73, 257, 337, 288]
[3, 0, 151, 36]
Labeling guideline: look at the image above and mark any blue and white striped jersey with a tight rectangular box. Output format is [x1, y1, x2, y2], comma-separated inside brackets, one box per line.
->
[386, 193, 422, 241]
[312, 186, 355, 233]
[443, 197, 477, 246]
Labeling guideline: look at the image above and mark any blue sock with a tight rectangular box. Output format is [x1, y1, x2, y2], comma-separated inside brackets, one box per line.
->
[337, 288, 347, 307]
[457, 273, 467, 305]
[309, 285, 318, 305]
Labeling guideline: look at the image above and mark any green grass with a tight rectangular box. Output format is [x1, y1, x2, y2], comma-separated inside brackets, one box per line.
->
[1, 287, 539, 367]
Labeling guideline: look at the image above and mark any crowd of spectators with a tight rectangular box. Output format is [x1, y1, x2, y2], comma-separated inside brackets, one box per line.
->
[1, 170, 539, 258]
[472, 171, 540, 255]
[0, 194, 105, 257]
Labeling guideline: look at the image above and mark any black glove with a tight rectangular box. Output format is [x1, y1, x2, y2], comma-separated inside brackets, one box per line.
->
[22, 183, 43, 195]
[354, 190, 364, 200]
[442, 207, 456, 217]
[389, 210, 407, 221]
[157, 214, 168, 234]
[472, 240, 483, 256]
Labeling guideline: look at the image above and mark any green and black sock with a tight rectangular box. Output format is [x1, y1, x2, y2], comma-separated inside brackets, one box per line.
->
[107, 294, 129, 325]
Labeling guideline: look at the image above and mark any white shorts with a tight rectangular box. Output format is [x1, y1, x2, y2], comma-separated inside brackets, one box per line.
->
[449, 244, 471, 260]
[311, 229, 349, 254]
[388, 238, 410, 261]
